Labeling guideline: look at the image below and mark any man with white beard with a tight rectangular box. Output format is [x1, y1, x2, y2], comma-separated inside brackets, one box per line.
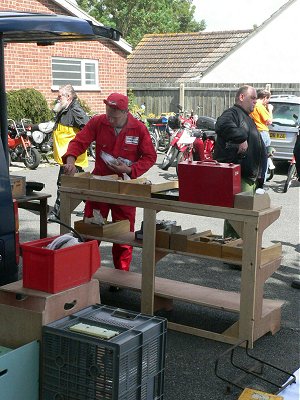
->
[48, 84, 89, 222]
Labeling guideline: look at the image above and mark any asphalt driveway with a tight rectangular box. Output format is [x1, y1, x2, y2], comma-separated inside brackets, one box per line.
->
[10, 154, 300, 400]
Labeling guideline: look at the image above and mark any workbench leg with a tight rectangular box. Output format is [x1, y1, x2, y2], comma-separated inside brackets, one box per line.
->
[59, 192, 72, 234]
[141, 208, 157, 315]
[39, 198, 48, 238]
[239, 220, 261, 348]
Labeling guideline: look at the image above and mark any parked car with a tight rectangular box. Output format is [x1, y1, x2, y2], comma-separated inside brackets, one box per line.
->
[268, 95, 300, 160]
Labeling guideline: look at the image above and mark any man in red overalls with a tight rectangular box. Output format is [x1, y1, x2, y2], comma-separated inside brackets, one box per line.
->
[63, 93, 157, 274]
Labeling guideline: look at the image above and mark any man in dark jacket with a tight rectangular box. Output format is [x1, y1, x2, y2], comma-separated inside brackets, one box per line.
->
[48, 84, 89, 222]
[214, 85, 266, 238]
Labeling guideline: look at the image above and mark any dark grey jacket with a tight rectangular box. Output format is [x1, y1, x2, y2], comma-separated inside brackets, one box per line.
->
[55, 99, 89, 130]
[213, 104, 266, 182]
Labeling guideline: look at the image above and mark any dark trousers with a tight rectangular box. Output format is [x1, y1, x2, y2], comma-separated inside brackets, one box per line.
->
[294, 134, 300, 178]
[52, 165, 84, 218]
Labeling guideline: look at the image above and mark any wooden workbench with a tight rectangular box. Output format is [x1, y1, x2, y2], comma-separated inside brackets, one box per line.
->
[59, 186, 283, 347]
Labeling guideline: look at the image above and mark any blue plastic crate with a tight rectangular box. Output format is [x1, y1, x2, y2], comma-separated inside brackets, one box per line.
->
[0, 341, 39, 400]
[42, 305, 167, 400]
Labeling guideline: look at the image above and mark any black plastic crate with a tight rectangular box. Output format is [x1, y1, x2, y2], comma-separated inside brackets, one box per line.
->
[42, 305, 167, 400]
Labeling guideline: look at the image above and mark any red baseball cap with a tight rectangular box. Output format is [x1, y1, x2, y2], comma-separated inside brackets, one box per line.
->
[103, 93, 128, 110]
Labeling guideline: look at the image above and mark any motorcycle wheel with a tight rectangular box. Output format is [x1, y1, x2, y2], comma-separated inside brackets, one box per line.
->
[89, 141, 96, 159]
[22, 147, 41, 170]
[160, 147, 178, 170]
[149, 128, 159, 152]
[283, 163, 297, 193]
[158, 130, 170, 152]
[175, 150, 193, 175]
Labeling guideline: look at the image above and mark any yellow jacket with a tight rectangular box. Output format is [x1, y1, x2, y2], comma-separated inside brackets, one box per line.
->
[53, 123, 88, 167]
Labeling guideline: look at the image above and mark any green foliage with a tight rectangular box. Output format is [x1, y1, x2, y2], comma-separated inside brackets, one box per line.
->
[77, 97, 93, 116]
[77, 0, 205, 48]
[7, 88, 52, 123]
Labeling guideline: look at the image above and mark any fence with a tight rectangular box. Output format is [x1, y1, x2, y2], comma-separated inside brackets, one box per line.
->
[129, 82, 300, 117]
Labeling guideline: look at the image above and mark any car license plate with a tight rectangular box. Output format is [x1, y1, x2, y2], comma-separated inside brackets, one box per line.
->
[270, 132, 286, 140]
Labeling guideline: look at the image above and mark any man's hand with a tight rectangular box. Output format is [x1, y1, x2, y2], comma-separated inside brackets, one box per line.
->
[107, 160, 132, 176]
[63, 156, 77, 175]
[238, 140, 248, 154]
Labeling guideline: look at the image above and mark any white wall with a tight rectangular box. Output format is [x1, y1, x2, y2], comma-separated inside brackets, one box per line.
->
[201, 0, 299, 83]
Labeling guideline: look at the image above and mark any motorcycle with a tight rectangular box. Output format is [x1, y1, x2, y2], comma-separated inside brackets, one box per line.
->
[160, 114, 217, 172]
[26, 120, 54, 161]
[160, 114, 196, 171]
[8, 118, 41, 169]
[147, 115, 170, 152]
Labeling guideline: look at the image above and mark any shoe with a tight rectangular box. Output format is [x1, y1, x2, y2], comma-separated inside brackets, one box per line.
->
[109, 286, 122, 292]
[47, 213, 60, 223]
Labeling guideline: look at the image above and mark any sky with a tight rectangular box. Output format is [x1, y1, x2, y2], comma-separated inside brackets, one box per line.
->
[192, 0, 289, 31]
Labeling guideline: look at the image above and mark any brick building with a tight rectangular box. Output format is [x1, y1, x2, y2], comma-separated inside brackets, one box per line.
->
[1, 0, 131, 113]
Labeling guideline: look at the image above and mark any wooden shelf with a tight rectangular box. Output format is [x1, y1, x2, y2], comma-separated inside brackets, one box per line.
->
[95, 267, 283, 315]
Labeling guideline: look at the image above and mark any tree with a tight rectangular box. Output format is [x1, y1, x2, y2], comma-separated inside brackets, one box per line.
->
[77, 0, 205, 48]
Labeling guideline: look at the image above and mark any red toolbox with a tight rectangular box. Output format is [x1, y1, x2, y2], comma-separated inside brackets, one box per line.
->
[178, 160, 241, 207]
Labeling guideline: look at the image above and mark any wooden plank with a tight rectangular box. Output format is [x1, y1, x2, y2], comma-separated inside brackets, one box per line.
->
[167, 322, 240, 345]
[95, 267, 282, 316]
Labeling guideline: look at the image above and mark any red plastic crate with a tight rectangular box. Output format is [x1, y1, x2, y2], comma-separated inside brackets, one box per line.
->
[21, 236, 100, 293]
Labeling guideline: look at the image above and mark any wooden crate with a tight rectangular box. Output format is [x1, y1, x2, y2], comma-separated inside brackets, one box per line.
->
[89, 175, 120, 193]
[187, 231, 223, 257]
[74, 219, 130, 238]
[61, 172, 92, 189]
[221, 240, 282, 264]
[170, 227, 198, 252]
[222, 239, 243, 261]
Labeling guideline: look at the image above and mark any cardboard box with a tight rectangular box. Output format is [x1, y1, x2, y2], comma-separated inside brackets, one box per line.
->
[186, 231, 223, 257]
[74, 219, 130, 238]
[10, 175, 26, 198]
[170, 227, 197, 252]
[238, 388, 283, 400]
[0, 279, 100, 348]
[234, 191, 271, 210]
[61, 172, 92, 189]
[0, 340, 39, 400]
[89, 174, 120, 193]
[21, 236, 100, 293]
[119, 179, 179, 197]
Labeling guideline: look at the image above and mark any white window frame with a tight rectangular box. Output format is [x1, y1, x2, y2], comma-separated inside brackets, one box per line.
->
[51, 57, 100, 91]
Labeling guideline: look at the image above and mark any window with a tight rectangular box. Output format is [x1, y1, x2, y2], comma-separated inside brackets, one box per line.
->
[52, 57, 99, 90]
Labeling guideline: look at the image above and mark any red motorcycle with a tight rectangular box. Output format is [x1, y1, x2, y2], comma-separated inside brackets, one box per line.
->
[8, 119, 41, 169]
[160, 114, 216, 172]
